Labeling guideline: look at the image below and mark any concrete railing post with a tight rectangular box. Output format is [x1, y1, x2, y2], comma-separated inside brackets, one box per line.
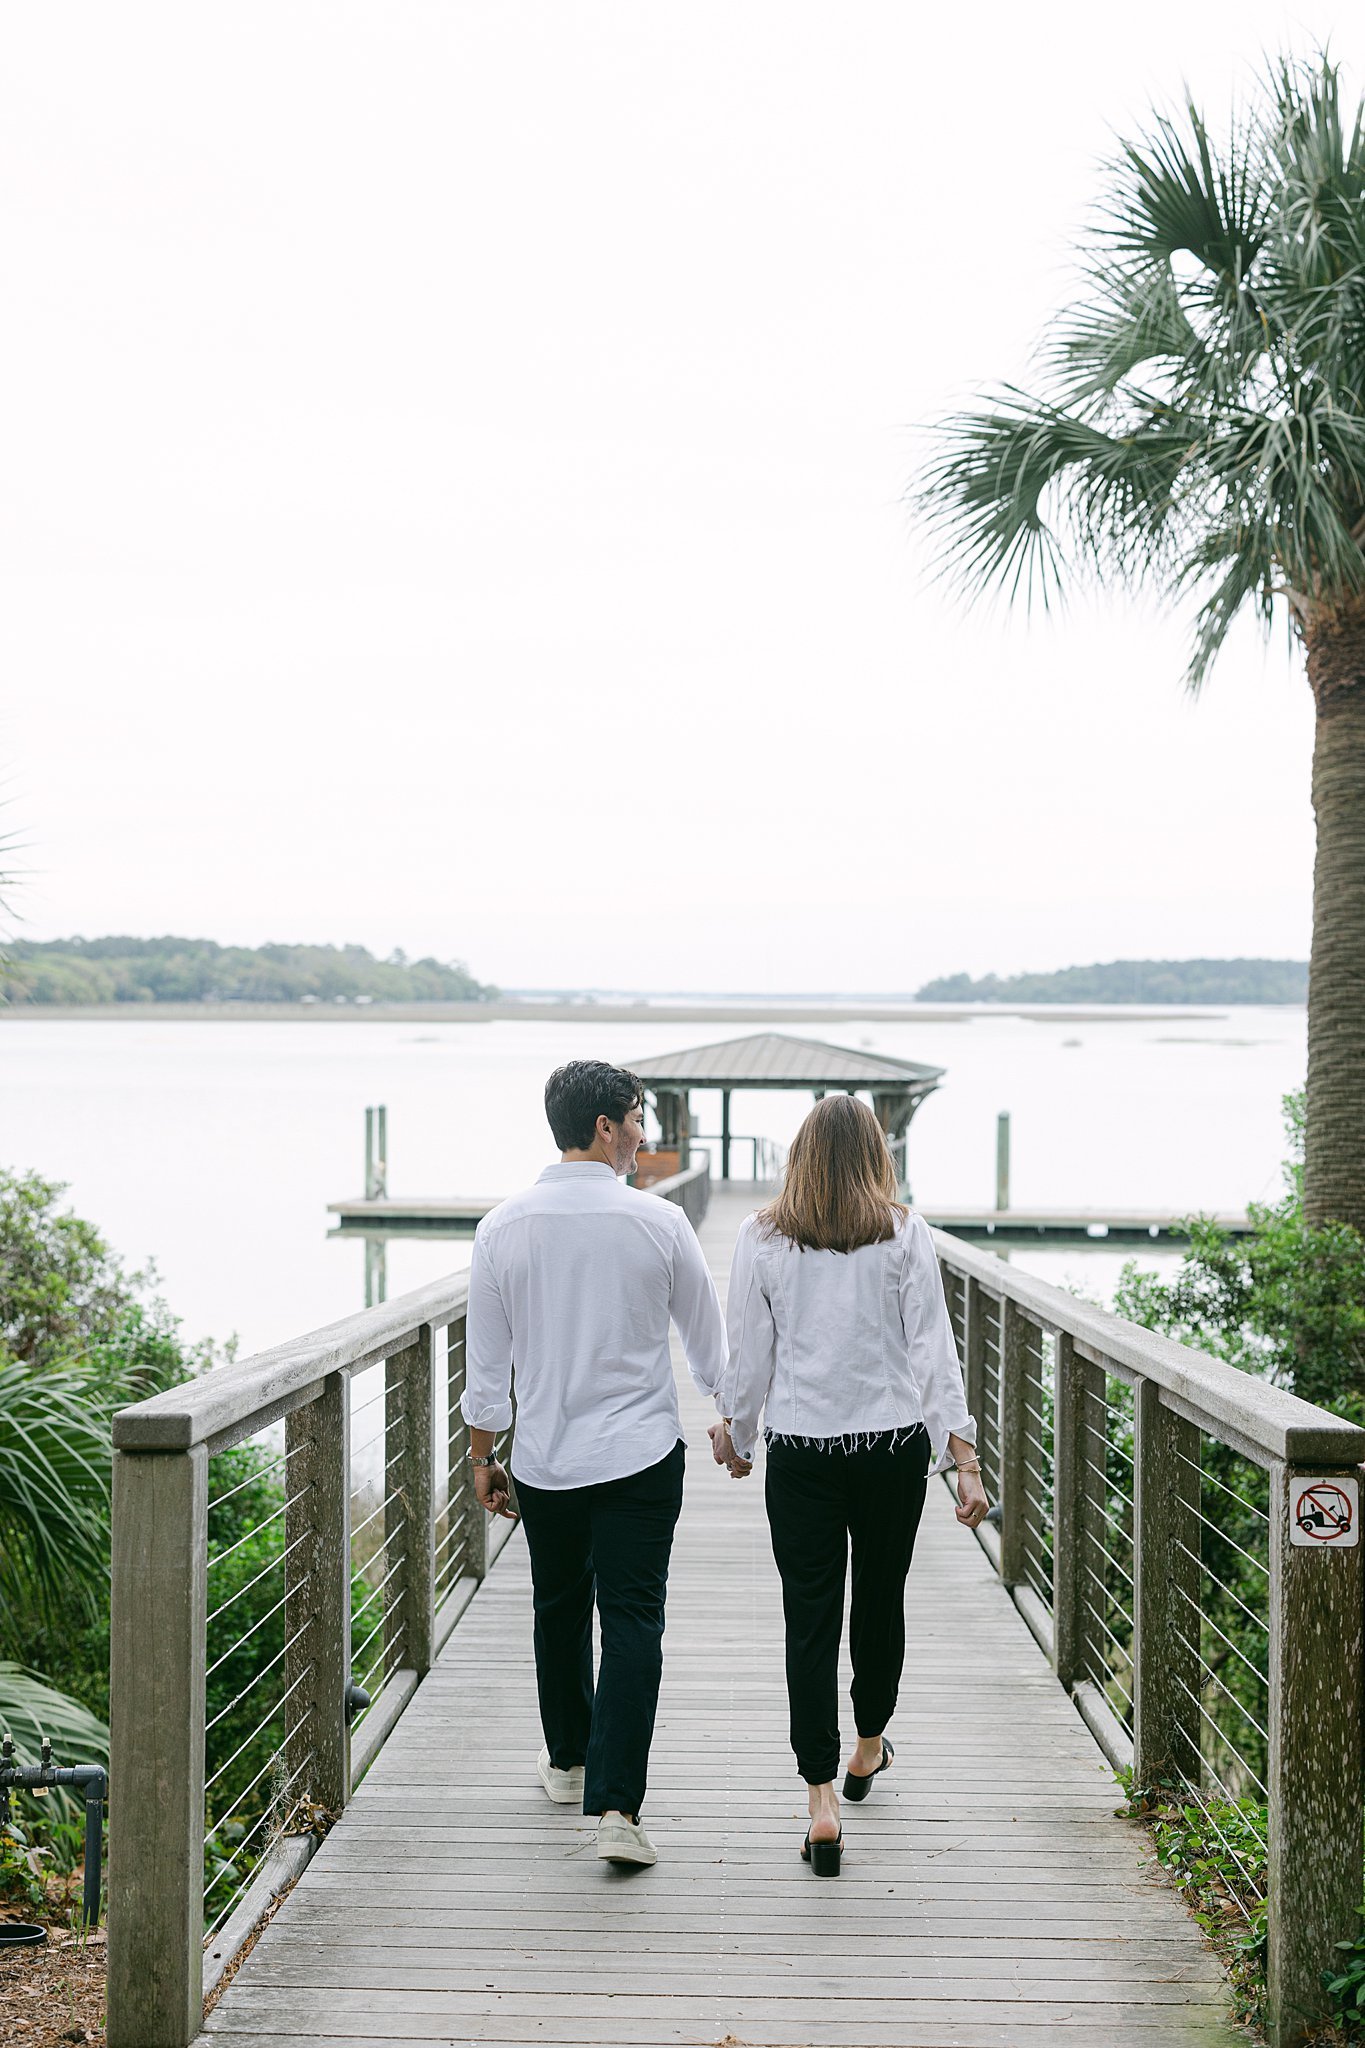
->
[108, 1445, 208, 2048]
[1266, 1460, 1365, 2047]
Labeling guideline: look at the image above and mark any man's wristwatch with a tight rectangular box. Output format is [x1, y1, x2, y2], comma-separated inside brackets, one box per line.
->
[469, 1454, 495, 1468]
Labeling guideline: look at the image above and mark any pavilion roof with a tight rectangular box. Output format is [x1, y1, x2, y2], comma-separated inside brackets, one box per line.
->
[628, 1031, 944, 1092]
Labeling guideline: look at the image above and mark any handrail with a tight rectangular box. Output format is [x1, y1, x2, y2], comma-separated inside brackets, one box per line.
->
[107, 1270, 506, 2048]
[112, 1271, 472, 1454]
[932, 1227, 1365, 2048]
[930, 1228, 1365, 1467]
[107, 1160, 714, 2048]
[640, 1156, 710, 1226]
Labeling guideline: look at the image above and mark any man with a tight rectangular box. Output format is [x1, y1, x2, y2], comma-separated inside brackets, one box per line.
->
[462, 1058, 726, 1867]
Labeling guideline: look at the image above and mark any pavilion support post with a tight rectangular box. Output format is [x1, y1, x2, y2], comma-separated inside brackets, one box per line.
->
[680, 1093, 691, 1169]
[720, 1091, 731, 1180]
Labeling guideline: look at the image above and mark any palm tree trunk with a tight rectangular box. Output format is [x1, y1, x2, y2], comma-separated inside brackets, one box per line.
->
[1304, 602, 1365, 1233]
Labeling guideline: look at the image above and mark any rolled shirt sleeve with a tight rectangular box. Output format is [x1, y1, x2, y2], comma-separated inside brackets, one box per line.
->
[900, 1212, 976, 1473]
[719, 1215, 778, 1464]
[461, 1224, 516, 1433]
[668, 1209, 728, 1400]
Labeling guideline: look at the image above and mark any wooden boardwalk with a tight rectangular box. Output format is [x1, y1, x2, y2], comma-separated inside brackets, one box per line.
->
[199, 1188, 1240, 2047]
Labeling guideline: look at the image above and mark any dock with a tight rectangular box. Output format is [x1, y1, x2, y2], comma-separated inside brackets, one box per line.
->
[329, 1193, 1254, 1247]
[199, 1185, 1240, 2047]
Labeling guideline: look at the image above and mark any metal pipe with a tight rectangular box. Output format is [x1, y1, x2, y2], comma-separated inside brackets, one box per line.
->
[0, 1743, 107, 1927]
[996, 1112, 1011, 1211]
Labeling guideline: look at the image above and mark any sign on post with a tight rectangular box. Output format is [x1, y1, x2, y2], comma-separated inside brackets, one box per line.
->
[1289, 1474, 1359, 1547]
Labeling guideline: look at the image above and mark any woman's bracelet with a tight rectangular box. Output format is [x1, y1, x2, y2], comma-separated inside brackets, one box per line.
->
[954, 1459, 981, 1473]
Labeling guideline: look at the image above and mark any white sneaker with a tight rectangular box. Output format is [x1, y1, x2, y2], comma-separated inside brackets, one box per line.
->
[537, 1747, 584, 1804]
[596, 1812, 657, 1866]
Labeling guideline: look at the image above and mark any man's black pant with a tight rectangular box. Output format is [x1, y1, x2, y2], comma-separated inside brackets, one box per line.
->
[764, 1427, 931, 1784]
[514, 1440, 685, 1818]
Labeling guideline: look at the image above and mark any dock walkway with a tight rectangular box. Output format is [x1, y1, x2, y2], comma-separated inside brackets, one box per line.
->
[198, 1188, 1239, 2047]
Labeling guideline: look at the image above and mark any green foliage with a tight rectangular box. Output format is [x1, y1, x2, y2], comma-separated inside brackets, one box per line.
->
[200, 1442, 294, 1923]
[0, 935, 498, 1005]
[1114, 1094, 1365, 1414]
[1326, 1908, 1365, 2030]
[916, 958, 1307, 1005]
[1116, 1769, 1268, 2022]
[920, 52, 1365, 687]
[0, 1166, 224, 1883]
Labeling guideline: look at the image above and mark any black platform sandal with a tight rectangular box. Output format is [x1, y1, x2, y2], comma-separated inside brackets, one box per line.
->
[842, 1738, 894, 1803]
[801, 1826, 843, 1877]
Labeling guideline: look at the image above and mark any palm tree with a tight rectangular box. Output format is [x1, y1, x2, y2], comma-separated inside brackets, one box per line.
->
[920, 54, 1365, 1234]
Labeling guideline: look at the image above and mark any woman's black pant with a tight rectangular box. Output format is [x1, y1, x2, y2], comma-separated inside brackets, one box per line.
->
[764, 1427, 931, 1785]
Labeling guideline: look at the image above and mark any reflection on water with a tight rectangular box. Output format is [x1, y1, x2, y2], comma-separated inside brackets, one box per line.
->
[0, 1006, 1305, 1356]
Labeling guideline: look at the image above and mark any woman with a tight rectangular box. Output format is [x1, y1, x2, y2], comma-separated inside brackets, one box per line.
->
[711, 1094, 988, 1876]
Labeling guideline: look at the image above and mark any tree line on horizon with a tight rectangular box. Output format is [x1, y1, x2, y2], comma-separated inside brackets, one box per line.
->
[0, 936, 499, 1006]
[916, 958, 1307, 1005]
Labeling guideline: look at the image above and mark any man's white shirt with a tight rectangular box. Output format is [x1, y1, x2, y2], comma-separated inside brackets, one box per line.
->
[461, 1162, 727, 1490]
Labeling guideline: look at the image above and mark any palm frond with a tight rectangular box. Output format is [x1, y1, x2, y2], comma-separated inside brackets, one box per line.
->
[0, 1357, 111, 1635]
[1046, 262, 1201, 404]
[1102, 98, 1269, 285]
[918, 51, 1365, 677]
[1199, 396, 1365, 594]
[0, 1662, 107, 1765]
[1178, 524, 1279, 688]
[919, 390, 1201, 605]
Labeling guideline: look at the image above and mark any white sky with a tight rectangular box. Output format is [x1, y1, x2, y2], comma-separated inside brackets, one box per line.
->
[1, 2, 1343, 992]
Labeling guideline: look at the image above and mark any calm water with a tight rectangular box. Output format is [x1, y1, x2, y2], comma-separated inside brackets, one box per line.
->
[0, 1007, 1305, 1360]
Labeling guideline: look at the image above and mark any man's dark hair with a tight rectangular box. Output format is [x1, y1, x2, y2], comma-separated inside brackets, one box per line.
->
[545, 1060, 644, 1152]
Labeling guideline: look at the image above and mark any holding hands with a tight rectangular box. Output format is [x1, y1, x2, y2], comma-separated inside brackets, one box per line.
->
[709, 1419, 752, 1480]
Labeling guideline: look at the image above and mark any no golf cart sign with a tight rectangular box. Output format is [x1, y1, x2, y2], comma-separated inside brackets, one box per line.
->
[1290, 1474, 1359, 1548]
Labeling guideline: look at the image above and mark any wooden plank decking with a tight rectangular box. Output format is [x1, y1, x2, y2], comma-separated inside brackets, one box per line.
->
[199, 1188, 1240, 2047]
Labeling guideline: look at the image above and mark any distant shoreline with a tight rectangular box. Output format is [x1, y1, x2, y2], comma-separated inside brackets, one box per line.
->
[0, 997, 1271, 1026]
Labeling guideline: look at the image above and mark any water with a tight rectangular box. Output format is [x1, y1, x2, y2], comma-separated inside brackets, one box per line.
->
[0, 1006, 1305, 1359]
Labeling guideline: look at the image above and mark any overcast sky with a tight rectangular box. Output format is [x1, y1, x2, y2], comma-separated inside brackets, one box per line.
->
[1, 2, 1344, 992]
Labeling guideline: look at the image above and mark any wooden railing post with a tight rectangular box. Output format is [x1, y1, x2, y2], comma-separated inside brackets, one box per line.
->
[1131, 1381, 1200, 1787]
[285, 1372, 351, 1814]
[999, 1299, 1027, 1585]
[391, 1333, 436, 1677]
[965, 1277, 986, 1490]
[1266, 1460, 1365, 2047]
[447, 1313, 487, 1581]
[108, 1445, 208, 2048]
[1051, 1333, 1083, 1686]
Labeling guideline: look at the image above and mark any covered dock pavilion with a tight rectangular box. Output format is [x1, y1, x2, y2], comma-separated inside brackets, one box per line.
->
[630, 1029, 944, 1187]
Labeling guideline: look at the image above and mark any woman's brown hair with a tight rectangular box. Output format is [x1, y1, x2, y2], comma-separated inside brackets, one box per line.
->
[756, 1093, 907, 1253]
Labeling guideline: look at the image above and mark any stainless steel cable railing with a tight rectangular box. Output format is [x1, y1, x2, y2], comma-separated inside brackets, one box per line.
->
[105, 1158, 711, 2048]
[933, 1231, 1365, 2048]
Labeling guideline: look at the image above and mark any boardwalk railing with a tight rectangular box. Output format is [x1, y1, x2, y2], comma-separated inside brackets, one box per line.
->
[934, 1229, 1365, 2048]
[106, 1160, 711, 2048]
